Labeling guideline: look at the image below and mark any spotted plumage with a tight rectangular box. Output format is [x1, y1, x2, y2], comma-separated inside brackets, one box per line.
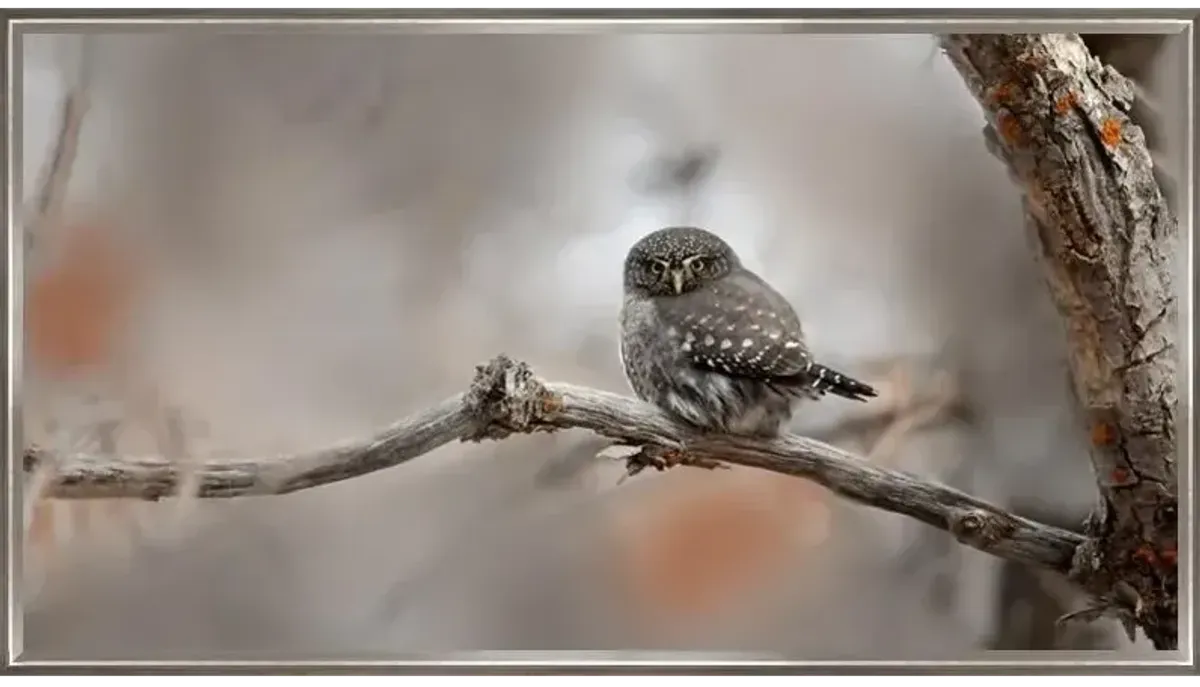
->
[619, 226, 877, 437]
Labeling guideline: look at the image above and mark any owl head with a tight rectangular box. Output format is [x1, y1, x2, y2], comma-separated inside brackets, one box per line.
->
[623, 226, 741, 297]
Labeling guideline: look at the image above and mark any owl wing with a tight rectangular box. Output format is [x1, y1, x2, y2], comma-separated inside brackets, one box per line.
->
[661, 269, 812, 380]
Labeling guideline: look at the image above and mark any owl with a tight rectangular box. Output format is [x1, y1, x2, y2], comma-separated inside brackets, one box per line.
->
[619, 226, 877, 438]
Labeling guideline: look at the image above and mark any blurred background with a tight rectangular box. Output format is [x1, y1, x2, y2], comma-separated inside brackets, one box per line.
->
[14, 29, 1186, 660]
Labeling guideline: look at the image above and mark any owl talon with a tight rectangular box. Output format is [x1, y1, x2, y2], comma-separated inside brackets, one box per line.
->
[619, 445, 725, 480]
[656, 447, 685, 469]
[617, 445, 670, 479]
[657, 447, 727, 471]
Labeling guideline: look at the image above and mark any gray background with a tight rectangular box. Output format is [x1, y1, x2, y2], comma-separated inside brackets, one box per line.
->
[15, 29, 1188, 660]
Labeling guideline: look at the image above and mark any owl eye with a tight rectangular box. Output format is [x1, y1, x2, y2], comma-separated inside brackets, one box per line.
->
[649, 261, 667, 276]
[689, 257, 708, 273]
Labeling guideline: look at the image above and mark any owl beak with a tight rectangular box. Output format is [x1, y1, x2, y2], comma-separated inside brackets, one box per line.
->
[670, 269, 685, 295]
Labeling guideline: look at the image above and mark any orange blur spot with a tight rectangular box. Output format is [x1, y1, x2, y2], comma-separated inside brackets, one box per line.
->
[611, 470, 831, 638]
[27, 222, 137, 377]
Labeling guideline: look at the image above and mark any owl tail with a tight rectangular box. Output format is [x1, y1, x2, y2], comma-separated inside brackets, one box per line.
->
[795, 362, 878, 402]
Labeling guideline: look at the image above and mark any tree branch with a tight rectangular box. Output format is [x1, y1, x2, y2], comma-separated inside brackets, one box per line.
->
[24, 355, 1085, 577]
[940, 33, 1179, 649]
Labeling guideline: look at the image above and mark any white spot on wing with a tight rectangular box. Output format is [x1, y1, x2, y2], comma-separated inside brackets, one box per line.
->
[742, 338, 754, 348]
[720, 339, 732, 350]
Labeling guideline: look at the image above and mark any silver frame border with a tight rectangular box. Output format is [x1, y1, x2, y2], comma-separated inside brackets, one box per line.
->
[1, 9, 1195, 674]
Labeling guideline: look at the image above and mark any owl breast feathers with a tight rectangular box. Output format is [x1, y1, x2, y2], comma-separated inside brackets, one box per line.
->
[619, 226, 876, 438]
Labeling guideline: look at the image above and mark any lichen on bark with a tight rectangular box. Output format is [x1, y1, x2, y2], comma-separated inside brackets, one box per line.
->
[941, 33, 1179, 650]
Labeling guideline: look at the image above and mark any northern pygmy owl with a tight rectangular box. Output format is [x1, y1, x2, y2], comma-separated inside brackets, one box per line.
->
[619, 226, 877, 438]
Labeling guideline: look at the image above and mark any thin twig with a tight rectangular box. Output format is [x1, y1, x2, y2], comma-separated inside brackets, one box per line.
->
[21, 37, 95, 540]
[865, 366, 960, 464]
[24, 355, 1085, 576]
[23, 37, 93, 249]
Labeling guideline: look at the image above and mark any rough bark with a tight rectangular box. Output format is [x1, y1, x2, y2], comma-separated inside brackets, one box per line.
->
[941, 33, 1179, 650]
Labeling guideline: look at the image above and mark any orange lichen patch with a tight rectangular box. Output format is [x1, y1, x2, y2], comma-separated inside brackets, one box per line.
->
[1091, 422, 1117, 447]
[997, 112, 1023, 145]
[1132, 545, 1158, 567]
[1055, 92, 1077, 114]
[27, 222, 138, 377]
[1109, 467, 1131, 485]
[1104, 466, 1132, 487]
[1099, 118, 1123, 148]
[609, 469, 831, 638]
[987, 83, 1016, 106]
[1160, 542, 1177, 566]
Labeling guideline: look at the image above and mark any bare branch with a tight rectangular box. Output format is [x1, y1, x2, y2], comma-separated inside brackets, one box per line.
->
[863, 364, 962, 463]
[941, 33, 1179, 649]
[535, 355, 966, 488]
[24, 355, 1085, 577]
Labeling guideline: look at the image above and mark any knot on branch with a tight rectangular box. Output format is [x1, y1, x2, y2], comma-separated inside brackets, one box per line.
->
[463, 354, 559, 441]
[24, 444, 50, 474]
[949, 509, 1016, 549]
